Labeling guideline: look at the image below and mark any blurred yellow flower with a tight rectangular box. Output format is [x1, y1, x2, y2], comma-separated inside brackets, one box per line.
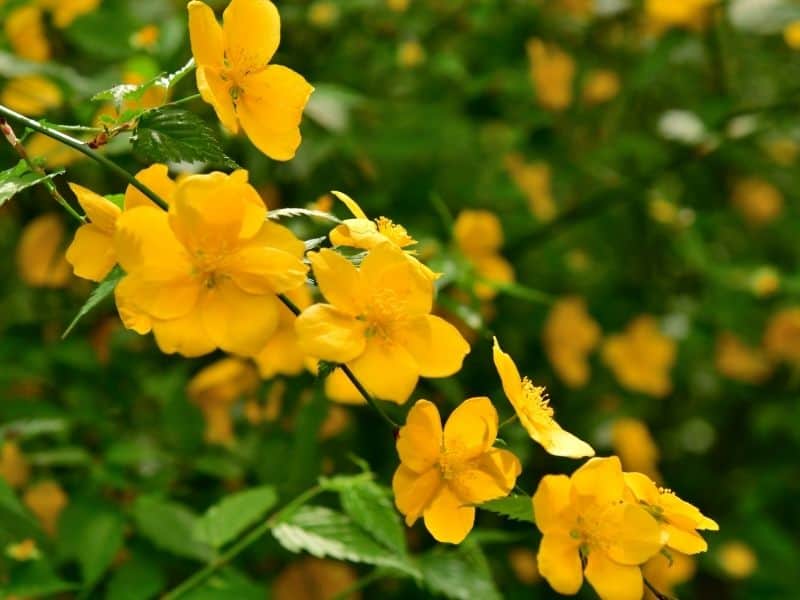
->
[763, 307, 800, 365]
[6, 539, 40, 561]
[308, 1, 339, 27]
[1, 76, 62, 117]
[65, 184, 121, 282]
[717, 540, 758, 579]
[23, 480, 68, 536]
[533, 456, 662, 600]
[611, 417, 661, 482]
[453, 209, 515, 300]
[648, 196, 679, 225]
[645, 0, 715, 33]
[393, 397, 521, 543]
[542, 296, 601, 388]
[273, 557, 360, 600]
[624, 471, 718, 554]
[4, 5, 50, 62]
[297, 243, 469, 404]
[0, 441, 29, 489]
[16, 214, 72, 288]
[504, 154, 556, 222]
[114, 170, 308, 357]
[582, 69, 620, 105]
[749, 266, 780, 298]
[398, 40, 426, 68]
[526, 39, 575, 111]
[602, 316, 676, 397]
[387, 0, 409, 11]
[188, 0, 314, 160]
[642, 551, 696, 597]
[38, 0, 101, 28]
[493, 337, 594, 458]
[715, 332, 773, 384]
[731, 177, 783, 226]
[320, 405, 351, 440]
[254, 285, 313, 378]
[131, 24, 160, 50]
[187, 357, 259, 444]
[508, 547, 540, 584]
[26, 134, 83, 169]
[784, 21, 800, 49]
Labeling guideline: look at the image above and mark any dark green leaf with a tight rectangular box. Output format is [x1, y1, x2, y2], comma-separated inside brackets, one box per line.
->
[2, 559, 78, 598]
[132, 495, 214, 562]
[105, 554, 165, 600]
[179, 568, 264, 600]
[194, 486, 278, 549]
[420, 541, 501, 600]
[479, 495, 534, 523]
[0, 478, 41, 543]
[62, 266, 123, 339]
[0, 160, 63, 207]
[78, 510, 126, 586]
[339, 480, 406, 555]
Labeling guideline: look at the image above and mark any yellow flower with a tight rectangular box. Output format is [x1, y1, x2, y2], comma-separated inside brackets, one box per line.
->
[582, 69, 620, 105]
[504, 154, 556, 222]
[23, 481, 68, 536]
[602, 315, 676, 397]
[38, 0, 101, 28]
[731, 177, 783, 226]
[131, 24, 160, 50]
[273, 557, 359, 600]
[542, 297, 601, 388]
[392, 397, 521, 543]
[329, 191, 416, 250]
[508, 547, 540, 584]
[763, 307, 800, 365]
[187, 357, 260, 444]
[26, 134, 84, 169]
[1, 76, 62, 116]
[453, 210, 514, 300]
[493, 338, 594, 458]
[642, 551, 696, 597]
[296, 243, 469, 404]
[0, 441, 29, 489]
[4, 6, 50, 62]
[308, 1, 339, 27]
[645, 0, 716, 34]
[16, 214, 72, 288]
[113, 169, 308, 357]
[717, 540, 757, 579]
[749, 266, 780, 298]
[65, 185, 121, 282]
[714, 332, 773, 384]
[6, 539, 40, 562]
[785, 21, 800, 49]
[623, 471, 718, 554]
[611, 418, 660, 482]
[398, 40, 425, 68]
[526, 38, 575, 111]
[533, 457, 663, 600]
[254, 284, 313, 378]
[187, 0, 314, 160]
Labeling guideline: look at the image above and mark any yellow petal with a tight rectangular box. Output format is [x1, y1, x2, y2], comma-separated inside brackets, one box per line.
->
[16, 213, 71, 288]
[124, 164, 176, 210]
[187, 1, 224, 68]
[66, 225, 115, 282]
[451, 448, 521, 505]
[114, 206, 191, 276]
[443, 397, 498, 460]
[246, 220, 306, 257]
[571, 456, 625, 504]
[331, 190, 368, 219]
[295, 304, 366, 363]
[396, 399, 443, 472]
[423, 485, 475, 544]
[68, 183, 120, 232]
[402, 315, 470, 377]
[151, 309, 216, 357]
[238, 65, 313, 161]
[492, 337, 524, 406]
[114, 284, 152, 335]
[324, 368, 367, 405]
[223, 0, 280, 70]
[392, 464, 441, 526]
[540, 423, 595, 459]
[345, 338, 419, 404]
[604, 503, 663, 565]
[622, 471, 660, 505]
[660, 492, 719, 531]
[537, 534, 583, 595]
[199, 280, 281, 355]
[5, 6, 50, 62]
[115, 273, 199, 320]
[360, 243, 432, 316]
[453, 209, 504, 256]
[472, 254, 514, 300]
[227, 246, 307, 294]
[254, 322, 306, 378]
[307, 249, 363, 314]
[196, 66, 238, 134]
[664, 524, 708, 554]
[584, 551, 644, 600]
[1, 75, 61, 116]
[533, 475, 573, 535]
[329, 218, 383, 249]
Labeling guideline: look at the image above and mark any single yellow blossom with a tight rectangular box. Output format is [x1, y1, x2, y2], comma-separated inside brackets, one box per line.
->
[453, 210, 514, 300]
[23, 480, 68, 536]
[749, 266, 780, 298]
[526, 39, 575, 111]
[131, 24, 160, 50]
[398, 40, 425, 68]
[296, 243, 469, 404]
[582, 69, 620, 105]
[504, 154, 556, 222]
[731, 177, 783, 226]
[38, 0, 101, 28]
[542, 297, 601, 388]
[65, 184, 121, 282]
[715, 332, 773, 384]
[645, 0, 716, 34]
[533, 456, 663, 600]
[493, 338, 594, 458]
[1, 76, 62, 117]
[611, 418, 661, 482]
[784, 20, 800, 49]
[6, 539, 40, 562]
[273, 557, 359, 600]
[0, 441, 29, 489]
[763, 307, 800, 365]
[393, 397, 521, 543]
[4, 5, 50, 62]
[308, 1, 339, 27]
[329, 191, 416, 250]
[642, 551, 696, 597]
[187, 0, 314, 160]
[113, 169, 308, 357]
[508, 547, 540, 584]
[254, 285, 313, 378]
[717, 540, 757, 579]
[624, 471, 718, 554]
[16, 214, 72, 288]
[602, 315, 676, 397]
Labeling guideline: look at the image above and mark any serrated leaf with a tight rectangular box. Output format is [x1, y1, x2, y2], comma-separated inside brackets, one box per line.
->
[339, 480, 406, 555]
[272, 505, 419, 578]
[479, 495, 534, 523]
[62, 267, 122, 338]
[0, 160, 63, 207]
[132, 495, 214, 562]
[194, 486, 278, 549]
[420, 541, 501, 600]
[132, 107, 237, 169]
[267, 207, 342, 223]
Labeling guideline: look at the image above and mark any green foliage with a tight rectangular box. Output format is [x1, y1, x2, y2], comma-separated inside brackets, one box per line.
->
[420, 541, 501, 600]
[479, 495, 535, 524]
[62, 267, 123, 338]
[194, 485, 278, 549]
[131, 495, 215, 562]
[0, 160, 63, 207]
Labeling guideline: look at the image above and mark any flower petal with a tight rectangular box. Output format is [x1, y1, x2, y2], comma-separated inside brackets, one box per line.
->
[423, 485, 475, 544]
[402, 315, 470, 377]
[115, 273, 199, 320]
[246, 220, 305, 257]
[324, 368, 366, 405]
[537, 534, 583, 595]
[532, 474, 573, 535]
[114, 206, 191, 275]
[188, 0, 224, 68]
[450, 448, 521, 505]
[571, 456, 625, 504]
[540, 422, 595, 459]
[604, 503, 663, 565]
[396, 399, 443, 473]
[584, 551, 644, 600]
[443, 397, 498, 460]
[492, 337, 525, 405]
[392, 464, 441, 526]
[68, 183, 119, 232]
[222, 0, 280, 70]
[196, 66, 238, 134]
[151, 309, 216, 357]
[345, 338, 419, 404]
[227, 246, 307, 294]
[331, 191, 368, 219]
[124, 164, 177, 210]
[307, 249, 363, 314]
[114, 283, 152, 335]
[66, 225, 115, 282]
[360, 243, 433, 316]
[664, 524, 708, 554]
[295, 304, 366, 363]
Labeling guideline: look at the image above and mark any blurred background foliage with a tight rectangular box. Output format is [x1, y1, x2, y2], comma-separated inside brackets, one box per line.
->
[1, 0, 800, 598]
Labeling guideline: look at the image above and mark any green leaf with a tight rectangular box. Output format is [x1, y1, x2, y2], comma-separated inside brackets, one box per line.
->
[0, 160, 63, 208]
[105, 554, 165, 600]
[478, 495, 534, 524]
[0, 479, 41, 542]
[272, 505, 419, 578]
[64, 6, 136, 60]
[194, 486, 278, 549]
[62, 266, 123, 339]
[179, 568, 263, 600]
[132, 107, 237, 169]
[420, 541, 501, 600]
[339, 480, 406, 555]
[132, 495, 214, 562]
[2, 559, 78, 598]
[78, 510, 126, 586]
[267, 207, 342, 223]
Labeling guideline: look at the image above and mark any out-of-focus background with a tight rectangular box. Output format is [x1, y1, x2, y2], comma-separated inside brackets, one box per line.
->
[1, 0, 800, 598]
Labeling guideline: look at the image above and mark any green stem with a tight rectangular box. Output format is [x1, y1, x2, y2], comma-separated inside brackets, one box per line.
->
[499, 414, 518, 429]
[276, 293, 400, 430]
[162, 485, 324, 600]
[644, 577, 674, 600]
[0, 104, 169, 210]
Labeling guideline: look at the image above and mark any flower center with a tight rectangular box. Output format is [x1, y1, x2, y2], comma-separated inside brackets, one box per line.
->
[520, 377, 554, 422]
[375, 217, 415, 247]
[363, 288, 407, 340]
